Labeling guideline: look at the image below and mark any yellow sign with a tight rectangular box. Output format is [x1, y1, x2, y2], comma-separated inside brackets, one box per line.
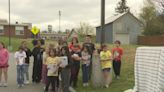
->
[31, 26, 39, 35]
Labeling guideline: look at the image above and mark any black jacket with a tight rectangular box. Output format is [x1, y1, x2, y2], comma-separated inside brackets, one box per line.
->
[24, 48, 32, 64]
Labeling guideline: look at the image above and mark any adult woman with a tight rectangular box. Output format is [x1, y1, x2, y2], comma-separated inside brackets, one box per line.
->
[0, 42, 9, 87]
[68, 37, 81, 52]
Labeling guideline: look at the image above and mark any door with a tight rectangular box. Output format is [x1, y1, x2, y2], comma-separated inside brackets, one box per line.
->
[115, 33, 130, 44]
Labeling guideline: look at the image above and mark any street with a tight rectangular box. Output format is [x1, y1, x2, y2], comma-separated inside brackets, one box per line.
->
[0, 53, 43, 92]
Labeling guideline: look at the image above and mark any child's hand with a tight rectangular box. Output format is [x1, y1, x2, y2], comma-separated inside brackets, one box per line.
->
[73, 56, 80, 61]
[60, 64, 65, 68]
[57, 61, 62, 66]
[82, 57, 87, 61]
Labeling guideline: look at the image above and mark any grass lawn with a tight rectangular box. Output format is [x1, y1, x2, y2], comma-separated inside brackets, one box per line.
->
[76, 45, 137, 92]
[0, 36, 138, 92]
[0, 36, 33, 52]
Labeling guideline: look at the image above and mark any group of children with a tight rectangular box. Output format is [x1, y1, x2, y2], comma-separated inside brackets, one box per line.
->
[0, 35, 123, 92]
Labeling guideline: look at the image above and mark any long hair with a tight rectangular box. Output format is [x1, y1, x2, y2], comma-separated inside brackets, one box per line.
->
[71, 37, 79, 45]
[82, 45, 90, 54]
[61, 46, 70, 56]
[0, 41, 5, 48]
[49, 48, 57, 57]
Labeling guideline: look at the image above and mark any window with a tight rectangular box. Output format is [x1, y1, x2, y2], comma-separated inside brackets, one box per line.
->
[15, 26, 24, 35]
[0, 26, 4, 35]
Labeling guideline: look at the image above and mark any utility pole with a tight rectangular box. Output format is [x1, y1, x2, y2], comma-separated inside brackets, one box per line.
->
[101, 0, 105, 47]
[59, 10, 61, 32]
[8, 0, 11, 50]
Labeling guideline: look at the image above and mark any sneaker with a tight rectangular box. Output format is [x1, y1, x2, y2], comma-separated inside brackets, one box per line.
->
[86, 83, 89, 87]
[116, 76, 120, 79]
[83, 83, 86, 87]
[3, 83, 8, 87]
[18, 85, 21, 88]
[25, 81, 30, 85]
[0, 83, 3, 87]
[105, 85, 109, 88]
[21, 84, 25, 87]
[43, 86, 46, 90]
[69, 86, 76, 92]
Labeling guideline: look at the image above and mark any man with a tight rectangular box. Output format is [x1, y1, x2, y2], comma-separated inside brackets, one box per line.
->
[82, 35, 95, 80]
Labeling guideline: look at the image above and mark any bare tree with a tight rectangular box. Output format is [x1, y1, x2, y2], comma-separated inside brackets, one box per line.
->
[76, 22, 95, 35]
[152, 0, 164, 13]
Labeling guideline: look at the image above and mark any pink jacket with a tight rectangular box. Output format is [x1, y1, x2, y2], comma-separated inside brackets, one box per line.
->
[0, 48, 9, 66]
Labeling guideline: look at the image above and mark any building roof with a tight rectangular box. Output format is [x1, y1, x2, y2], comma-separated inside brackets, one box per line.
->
[0, 19, 31, 27]
[96, 12, 142, 28]
[0, 23, 30, 26]
[0, 19, 8, 23]
[105, 12, 127, 25]
[40, 32, 67, 36]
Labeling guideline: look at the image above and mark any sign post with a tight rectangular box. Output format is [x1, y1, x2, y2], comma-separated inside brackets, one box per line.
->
[31, 26, 39, 35]
[31, 26, 40, 38]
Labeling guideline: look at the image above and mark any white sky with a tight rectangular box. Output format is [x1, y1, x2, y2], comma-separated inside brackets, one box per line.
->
[0, 0, 144, 31]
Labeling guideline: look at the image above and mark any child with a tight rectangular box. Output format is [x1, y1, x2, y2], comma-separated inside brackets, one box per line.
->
[14, 46, 27, 88]
[42, 44, 54, 89]
[21, 41, 32, 84]
[60, 46, 72, 92]
[44, 49, 60, 92]
[42, 47, 50, 89]
[112, 40, 123, 79]
[70, 45, 81, 88]
[81, 46, 91, 87]
[100, 44, 112, 88]
[32, 40, 44, 83]
[0, 42, 9, 87]
[82, 35, 96, 80]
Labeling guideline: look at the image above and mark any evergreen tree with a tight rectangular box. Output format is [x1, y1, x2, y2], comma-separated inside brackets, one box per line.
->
[115, 0, 130, 14]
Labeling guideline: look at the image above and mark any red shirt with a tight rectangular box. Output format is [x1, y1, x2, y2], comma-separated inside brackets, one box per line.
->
[68, 44, 81, 52]
[112, 47, 123, 61]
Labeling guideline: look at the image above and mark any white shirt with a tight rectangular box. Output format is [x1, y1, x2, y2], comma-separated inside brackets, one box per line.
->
[14, 51, 26, 65]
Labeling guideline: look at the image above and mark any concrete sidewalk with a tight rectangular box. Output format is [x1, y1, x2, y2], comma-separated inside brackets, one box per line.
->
[0, 53, 43, 92]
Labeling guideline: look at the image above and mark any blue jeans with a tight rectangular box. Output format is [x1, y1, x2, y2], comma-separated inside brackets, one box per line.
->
[17, 65, 25, 85]
[82, 64, 89, 83]
[24, 64, 29, 81]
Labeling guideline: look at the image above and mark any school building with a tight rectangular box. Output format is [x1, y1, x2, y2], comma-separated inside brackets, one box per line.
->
[0, 19, 32, 39]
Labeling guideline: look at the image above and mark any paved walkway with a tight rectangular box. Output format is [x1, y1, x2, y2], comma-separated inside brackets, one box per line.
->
[0, 53, 43, 92]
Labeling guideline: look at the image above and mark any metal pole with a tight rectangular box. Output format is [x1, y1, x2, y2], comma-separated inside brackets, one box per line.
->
[59, 10, 61, 32]
[8, 0, 11, 47]
[101, 0, 105, 47]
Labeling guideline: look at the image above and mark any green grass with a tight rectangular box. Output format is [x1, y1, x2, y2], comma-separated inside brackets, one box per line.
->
[75, 45, 137, 92]
[0, 36, 33, 52]
[0, 36, 138, 92]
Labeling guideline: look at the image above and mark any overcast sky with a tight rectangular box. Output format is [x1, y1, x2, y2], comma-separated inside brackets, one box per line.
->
[0, 0, 144, 31]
